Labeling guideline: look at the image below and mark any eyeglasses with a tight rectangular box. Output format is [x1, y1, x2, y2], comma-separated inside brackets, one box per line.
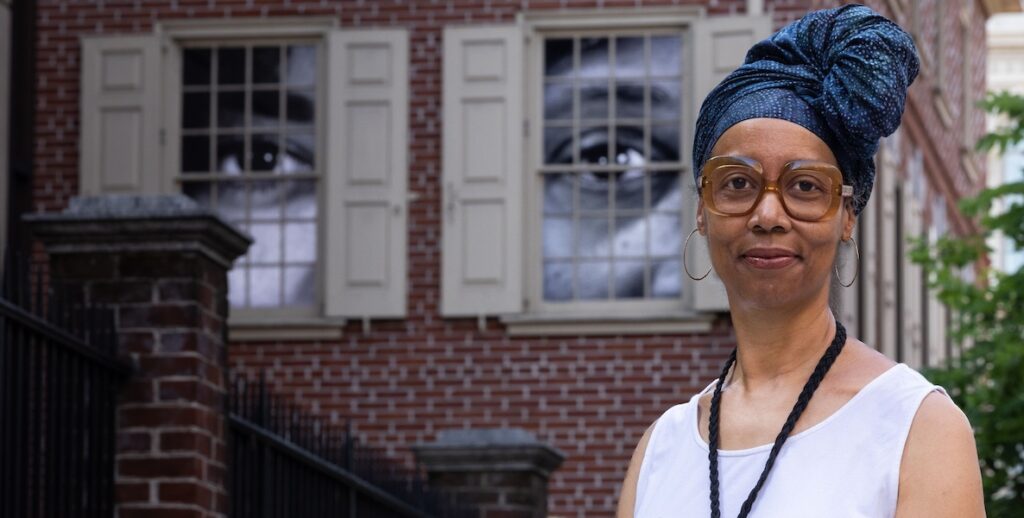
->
[698, 156, 854, 222]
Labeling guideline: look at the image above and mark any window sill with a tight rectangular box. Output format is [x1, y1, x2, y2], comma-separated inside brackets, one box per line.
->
[228, 316, 346, 342]
[500, 312, 715, 337]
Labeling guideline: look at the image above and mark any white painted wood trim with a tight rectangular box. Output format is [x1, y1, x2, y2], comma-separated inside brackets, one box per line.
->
[503, 313, 714, 336]
[155, 17, 337, 40]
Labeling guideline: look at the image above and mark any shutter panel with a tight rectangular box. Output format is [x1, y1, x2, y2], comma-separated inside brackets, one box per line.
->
[690, 15, 772, 312]
[79, 36, 162, 195]
[324, 29, 408, 318]
[441, 26, 523, 316]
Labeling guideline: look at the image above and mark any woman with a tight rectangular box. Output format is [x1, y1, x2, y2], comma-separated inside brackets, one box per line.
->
[618, 5, 984, 518]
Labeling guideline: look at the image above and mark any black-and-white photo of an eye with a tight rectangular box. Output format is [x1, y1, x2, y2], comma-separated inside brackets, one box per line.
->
[180, 44, 319, 309]
[541, 34, 683, 302]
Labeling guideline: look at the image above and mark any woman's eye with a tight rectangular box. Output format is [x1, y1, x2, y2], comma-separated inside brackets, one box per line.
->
[727, 177, 750, 189]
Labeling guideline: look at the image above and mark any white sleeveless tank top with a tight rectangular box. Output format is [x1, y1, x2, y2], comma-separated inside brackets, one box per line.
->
[634, 364, 946, 518]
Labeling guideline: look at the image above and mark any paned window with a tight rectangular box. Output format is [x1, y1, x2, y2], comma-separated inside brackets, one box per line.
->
[540, 33, 684, 302]
[178, 44, 320, 309]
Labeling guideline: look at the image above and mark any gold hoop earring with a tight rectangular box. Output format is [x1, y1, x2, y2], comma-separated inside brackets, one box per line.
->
[683, 228, 713, 281]
[835, 237, 860, 288]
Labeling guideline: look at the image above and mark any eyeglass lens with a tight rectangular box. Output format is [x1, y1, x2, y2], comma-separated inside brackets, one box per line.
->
[707, 163, 837, 221]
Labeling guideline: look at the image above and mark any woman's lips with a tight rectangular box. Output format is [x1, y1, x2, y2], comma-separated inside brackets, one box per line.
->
[741, 249, 799, 270]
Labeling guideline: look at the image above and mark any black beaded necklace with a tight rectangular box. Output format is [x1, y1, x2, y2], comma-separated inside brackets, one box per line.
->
[708, 321, 847, 518]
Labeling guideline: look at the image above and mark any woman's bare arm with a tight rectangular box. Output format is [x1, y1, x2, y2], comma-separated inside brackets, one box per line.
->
[617, 422, 656, 518]
[895, 392, 985, 518]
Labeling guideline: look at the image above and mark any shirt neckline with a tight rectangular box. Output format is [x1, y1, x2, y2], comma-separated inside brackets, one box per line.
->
[689, 363, 907, 457]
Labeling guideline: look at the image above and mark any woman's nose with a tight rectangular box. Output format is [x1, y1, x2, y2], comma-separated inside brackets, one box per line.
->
[747, 188, 792, 232]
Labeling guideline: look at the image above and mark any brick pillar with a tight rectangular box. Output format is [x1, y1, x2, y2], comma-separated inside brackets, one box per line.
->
[27, 195, 250, 518]
[414, 429, 566, 518]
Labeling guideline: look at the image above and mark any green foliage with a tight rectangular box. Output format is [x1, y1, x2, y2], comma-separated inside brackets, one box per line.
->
[910, 91, 1024, 517]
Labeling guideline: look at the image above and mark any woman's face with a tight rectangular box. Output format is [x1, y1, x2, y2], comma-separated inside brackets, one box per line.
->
[696, 118, 856, 311]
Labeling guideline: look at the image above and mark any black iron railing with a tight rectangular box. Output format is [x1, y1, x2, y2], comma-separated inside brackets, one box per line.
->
[0, 250, 130, 517]
[229, 376, 475, 518]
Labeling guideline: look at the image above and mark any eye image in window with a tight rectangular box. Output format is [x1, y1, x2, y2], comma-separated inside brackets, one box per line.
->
[541, 34, 684, 302]
[179, 44, 319, 309]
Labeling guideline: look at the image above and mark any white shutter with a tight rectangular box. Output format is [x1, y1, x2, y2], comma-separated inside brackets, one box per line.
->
[690, 15, 772, 312]
[324, 29, 408, 318]
[79, 36, 162, 195]
[441, 26, 524, 316]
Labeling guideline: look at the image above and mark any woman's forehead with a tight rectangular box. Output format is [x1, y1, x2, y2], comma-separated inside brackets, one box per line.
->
[709, 118, 838, 167]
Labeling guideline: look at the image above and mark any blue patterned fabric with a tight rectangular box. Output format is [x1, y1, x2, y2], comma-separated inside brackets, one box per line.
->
[693, 4, 919, 214]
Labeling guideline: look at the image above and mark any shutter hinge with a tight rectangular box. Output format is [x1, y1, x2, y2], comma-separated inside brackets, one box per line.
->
[159, 128, 166, 146]
[523, 119, 529, 137]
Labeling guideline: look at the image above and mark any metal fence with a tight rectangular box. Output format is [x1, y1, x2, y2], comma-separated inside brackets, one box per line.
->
[0, 251, 131, 517]
[229, 375, 476, 518]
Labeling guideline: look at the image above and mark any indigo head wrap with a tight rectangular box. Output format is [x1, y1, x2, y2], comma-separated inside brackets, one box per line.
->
[693, 4, 919, 215]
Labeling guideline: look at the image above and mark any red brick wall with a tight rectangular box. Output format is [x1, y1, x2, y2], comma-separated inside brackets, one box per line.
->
[31, 0, 987, 515]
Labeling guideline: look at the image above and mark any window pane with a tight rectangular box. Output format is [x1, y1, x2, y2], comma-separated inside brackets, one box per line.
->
[614, 82, 644, 119]
[614, 217, 645, 257]
[283, 265, 315, 306]
[543, 261, 572, 301]
[252, 46, 281, 84]
[286, 45, 316, 86]
[543, 173, 573, 215]
[579, 126, 611, 165]
[284, 222, 316, 263]
[543, 126, 572, 164]
[216, 91, 245, 128]
[182, 92, 210, 129]
[650, 80, 680, 121]
[650, 259, 681, 298]
[614, 171, 645, 210]
[650, 36, 681, 76]
[248, 266, 281, 307]
[284, 133, 315, 173]
[651, 172, 681, 211]
[544, 81, 573, 121]
[614, 126, 645, 164]
[543, 217, 572, 258]
[649, 213, 680, 256]
[182, 182, 212, 208]
[250, 180, 282, 220]
[545, 39, 573, 78]
[183, 48, 211, 86]
[216, 135, 244, 174]
[215, 180, 247, 221]
[249, 222, 282, 263]
[650, 124, 680, 162]
[228, 267, 247, 307]
[614, 259, 646, 298]
[580, 82, 609, 120]
[577, 261, 610, 300]
[578, 173, 611, 211]
[579, 37, 609, 78]
[251, 90, 280, 127]
[284, 180, 318, 218]
[577, 217, 611, 258]
[286, 89, 315, 126]
[181, 135, 210, 173]
[217, 47, 246, 85]
[614, 37, 644, 78]
[250, 133, 279, 172]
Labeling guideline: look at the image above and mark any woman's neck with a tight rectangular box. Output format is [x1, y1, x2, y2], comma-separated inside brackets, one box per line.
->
[727, 293, 837, 394]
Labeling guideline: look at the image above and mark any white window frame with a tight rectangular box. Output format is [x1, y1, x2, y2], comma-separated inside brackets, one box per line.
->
[521, 9, 704, 321]
[157, 19, 336, 328]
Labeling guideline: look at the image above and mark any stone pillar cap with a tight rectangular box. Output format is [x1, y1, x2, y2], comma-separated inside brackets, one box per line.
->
[25, 194, 252, 267]
[413, 428, 566, 478]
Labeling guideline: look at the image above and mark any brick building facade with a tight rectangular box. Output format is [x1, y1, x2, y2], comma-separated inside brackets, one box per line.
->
[3, 0, 1017, 515]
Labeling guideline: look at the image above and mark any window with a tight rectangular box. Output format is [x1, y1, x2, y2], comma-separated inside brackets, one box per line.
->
[178, 43, 321, 310]
[440, 13, 773, 326]
[79, 24, 410, 333]
[539, 33, 684, 303]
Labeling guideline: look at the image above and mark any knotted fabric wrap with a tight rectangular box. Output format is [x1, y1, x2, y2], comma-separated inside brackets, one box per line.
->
[693, 4, 920, 215]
